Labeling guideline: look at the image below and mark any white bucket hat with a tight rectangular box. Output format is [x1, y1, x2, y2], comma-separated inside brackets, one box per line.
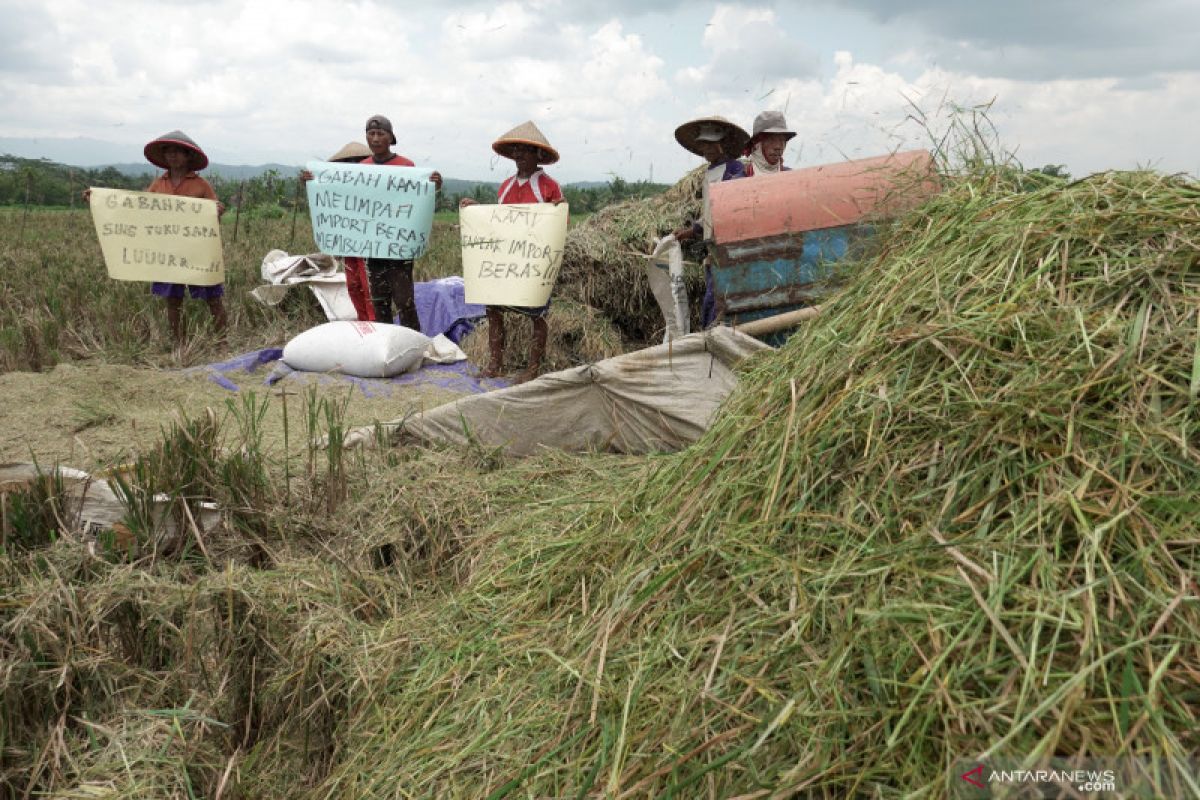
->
[748, 110, 797, 151]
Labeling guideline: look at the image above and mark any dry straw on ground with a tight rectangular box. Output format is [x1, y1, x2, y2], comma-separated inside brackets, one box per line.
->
[5, 160, 1200, 797]
[459, 298, 625, 373]
[559, 166, 707, 342]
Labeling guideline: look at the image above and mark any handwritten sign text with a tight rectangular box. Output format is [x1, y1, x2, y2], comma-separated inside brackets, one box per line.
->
[461, 203, 569, 306]
[88, 188, 223, 285]
[305, 161, 436, 260]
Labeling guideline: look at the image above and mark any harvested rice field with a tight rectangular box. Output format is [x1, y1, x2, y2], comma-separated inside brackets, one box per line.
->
[3, 152, 1200, 798]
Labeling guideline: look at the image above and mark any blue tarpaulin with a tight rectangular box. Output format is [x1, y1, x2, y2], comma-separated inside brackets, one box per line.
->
[184, 348, 508, 397]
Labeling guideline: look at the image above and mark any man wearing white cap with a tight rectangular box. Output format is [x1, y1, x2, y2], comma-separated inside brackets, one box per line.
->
[743, 110, 797, 176]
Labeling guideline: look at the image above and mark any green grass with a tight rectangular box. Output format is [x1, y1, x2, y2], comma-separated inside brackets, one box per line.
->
[0, 208, 466, 373]
[6, 139, 1198, 798]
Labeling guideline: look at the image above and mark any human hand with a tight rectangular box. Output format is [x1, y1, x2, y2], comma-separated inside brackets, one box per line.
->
[459, 197, 478, 209]
[672, 226, 693, 241]
[82, 188, 92, 202]
[299, 169, 314, 182]
[216, 200, 226, 217]
[551, 198, 565, 206]
[430, 171, 443, 190]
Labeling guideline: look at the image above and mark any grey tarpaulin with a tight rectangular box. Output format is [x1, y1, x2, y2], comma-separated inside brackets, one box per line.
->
[343, 326, 769, 456]
[0, 463, 220, 543]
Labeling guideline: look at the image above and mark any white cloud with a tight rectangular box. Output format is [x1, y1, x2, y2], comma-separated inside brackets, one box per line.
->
[1, 1, 1198, 183]
[678, 4, 819, 95]
[819, 0, 1200, 80]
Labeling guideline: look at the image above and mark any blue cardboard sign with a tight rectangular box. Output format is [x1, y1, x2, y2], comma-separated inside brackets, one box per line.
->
[305, 160, 436, 260]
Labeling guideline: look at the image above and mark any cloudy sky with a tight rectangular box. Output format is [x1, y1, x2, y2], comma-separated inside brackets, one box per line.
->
[2, 0, 1198, 183]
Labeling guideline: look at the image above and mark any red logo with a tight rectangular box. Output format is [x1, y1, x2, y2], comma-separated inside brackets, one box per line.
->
[961, 765, 986, 788]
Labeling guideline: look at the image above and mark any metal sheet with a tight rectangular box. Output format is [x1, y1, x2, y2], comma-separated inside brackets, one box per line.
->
[710, 149, 938, 243]
[713, 227, 853, 321]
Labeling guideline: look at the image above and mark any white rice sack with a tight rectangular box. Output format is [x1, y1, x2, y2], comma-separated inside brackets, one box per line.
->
[282, 321, 431, 378]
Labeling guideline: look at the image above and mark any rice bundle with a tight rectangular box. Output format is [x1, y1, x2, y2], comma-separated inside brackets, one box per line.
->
[6, 164, 1200, 798]
[558, 167, 707, 342]
[322, 167, 1200, 796]
[571, 167, 1200, 793]
[459, 298, 624, 373]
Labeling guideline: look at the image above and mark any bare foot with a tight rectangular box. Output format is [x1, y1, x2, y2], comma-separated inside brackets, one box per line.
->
[513, 367, 538, 384]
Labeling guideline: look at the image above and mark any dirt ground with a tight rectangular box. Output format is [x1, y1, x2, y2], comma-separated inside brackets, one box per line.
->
[0, 359, 465, 470]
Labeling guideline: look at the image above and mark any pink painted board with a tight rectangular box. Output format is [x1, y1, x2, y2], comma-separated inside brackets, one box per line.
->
[711, 150, 940, 244]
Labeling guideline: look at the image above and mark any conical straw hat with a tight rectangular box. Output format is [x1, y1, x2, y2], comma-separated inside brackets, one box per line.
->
[144, 130, 209, 171]
[492, 120, 559, 165]
[327, 141, 371, 163]
[673, 116, 749, 160]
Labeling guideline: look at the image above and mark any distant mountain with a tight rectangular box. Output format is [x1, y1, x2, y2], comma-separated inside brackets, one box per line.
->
[442, 178, 496, 195]
[0, 135, 135, 166]
[99, 162, 301, 181]
[1, 136, 653, 191]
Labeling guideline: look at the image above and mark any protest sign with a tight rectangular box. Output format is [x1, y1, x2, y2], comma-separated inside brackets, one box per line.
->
[460, 202, 569, 306]
[88, 188, 223, 285]
[305, 161, 436, 260]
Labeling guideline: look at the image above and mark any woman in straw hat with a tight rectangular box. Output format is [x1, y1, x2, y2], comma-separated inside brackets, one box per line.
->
[743, 110, 796, 177]
[326, 141, 374, 321]
[84, 130, 227, 345]
[461, 120, 564, 383]
[143, 131, 229, 344]
[669, 115, 749, 328]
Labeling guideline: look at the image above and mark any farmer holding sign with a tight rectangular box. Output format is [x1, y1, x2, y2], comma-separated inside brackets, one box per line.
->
[85, 130, 227, 346]
[301, 115, 443, 330]
[461, 121, 565, 383]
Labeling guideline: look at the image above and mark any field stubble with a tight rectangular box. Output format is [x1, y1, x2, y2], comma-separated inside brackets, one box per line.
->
[4, 154, 1200, 798]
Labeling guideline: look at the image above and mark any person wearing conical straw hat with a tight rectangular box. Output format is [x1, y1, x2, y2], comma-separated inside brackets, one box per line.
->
[461, 120, 565, 383]
[743, 110, 796, 177]
[326, 141, 375, 321]
[86, 130, 227, 346]
[327, 141, 371, 164]
[143, 131, 231, 344]
[669, 115, 749, 328]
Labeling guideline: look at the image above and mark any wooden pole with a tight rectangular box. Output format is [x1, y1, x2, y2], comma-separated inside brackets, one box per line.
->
[232, 180, 245, 242]
[733, 305, 823, 337]
[18, 170, 32, 244]
[288, 176, 303, 249]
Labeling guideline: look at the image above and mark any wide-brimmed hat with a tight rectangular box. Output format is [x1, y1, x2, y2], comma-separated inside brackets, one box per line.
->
[365, 114, 397, 145]
[327, 141, 371, 163]
[144, 130, 209, 171]
[747, 110, 797, 150]
[674, 116, 750, 160]
[492, 121, 559, 165]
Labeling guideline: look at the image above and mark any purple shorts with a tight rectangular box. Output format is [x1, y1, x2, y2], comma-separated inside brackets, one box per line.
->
[151, 282, 225, 300]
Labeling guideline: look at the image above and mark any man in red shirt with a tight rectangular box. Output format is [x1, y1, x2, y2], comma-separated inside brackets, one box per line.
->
[359, 115, 442, 329]
[300, 115, 442, 329]
[461, 121, 564, 383]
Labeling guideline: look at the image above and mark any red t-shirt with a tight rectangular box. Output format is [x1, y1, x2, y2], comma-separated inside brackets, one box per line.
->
[497, 170, 563, 204]
[359, 154, 415, 167]
[145, 172, 218, 200]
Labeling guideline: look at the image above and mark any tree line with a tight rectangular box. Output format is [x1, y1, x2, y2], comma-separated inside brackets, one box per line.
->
[0, 155, 667, 215]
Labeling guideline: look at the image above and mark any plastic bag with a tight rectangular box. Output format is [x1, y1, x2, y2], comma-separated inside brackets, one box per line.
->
[282, 321, 431, 378]
[647, 234, 690, 343]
